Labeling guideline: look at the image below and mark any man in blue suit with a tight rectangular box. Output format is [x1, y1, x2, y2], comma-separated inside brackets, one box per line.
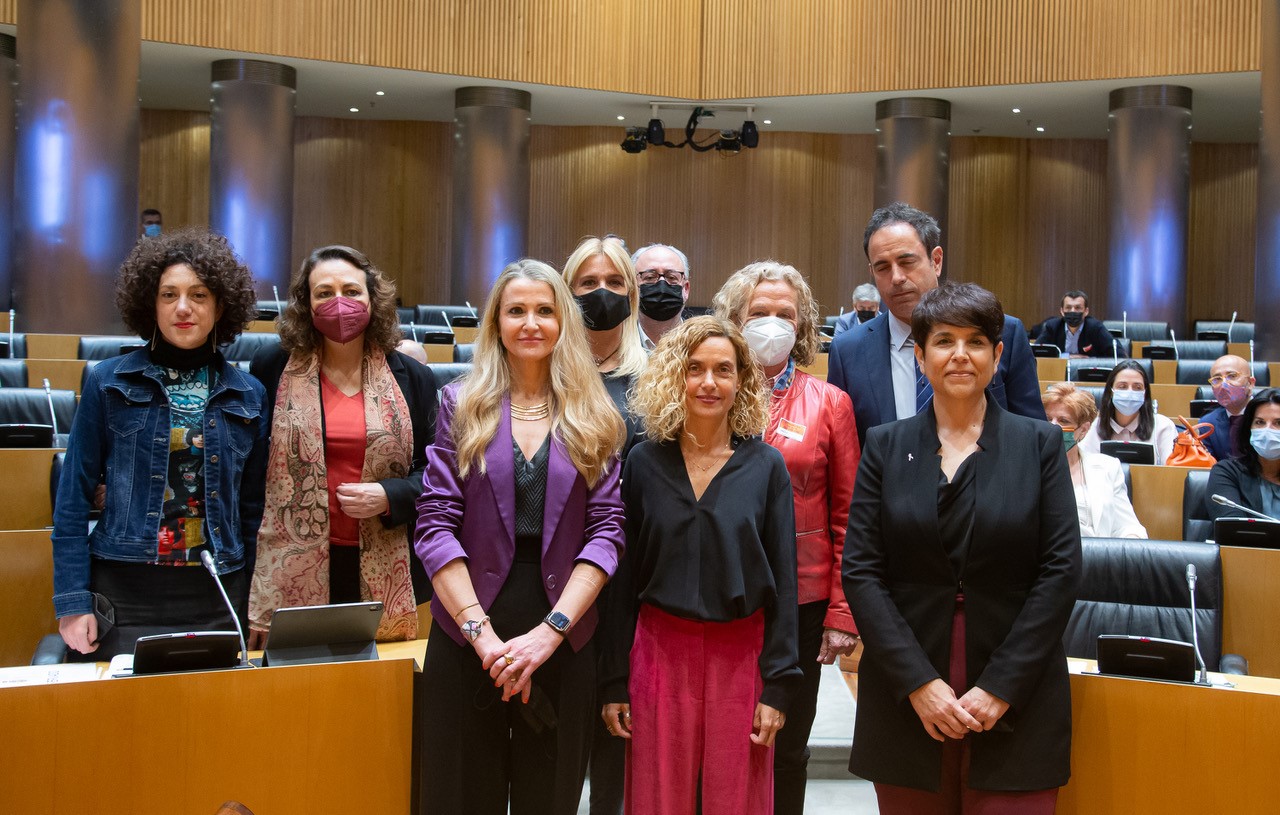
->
[1200, 354, 1255, 461]
[827, 202, 1045, 447]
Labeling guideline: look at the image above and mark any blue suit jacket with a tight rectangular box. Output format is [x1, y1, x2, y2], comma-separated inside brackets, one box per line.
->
[1199, 406, 1236, 461]
[827, 311, 1046, 447]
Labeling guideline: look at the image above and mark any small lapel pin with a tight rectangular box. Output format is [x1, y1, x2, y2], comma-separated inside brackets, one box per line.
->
[907, 453, 914, 461]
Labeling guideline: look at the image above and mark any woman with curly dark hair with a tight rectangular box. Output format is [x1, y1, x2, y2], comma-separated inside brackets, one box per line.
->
[248, 245, 437, 645]
[52, 228, 268, 659]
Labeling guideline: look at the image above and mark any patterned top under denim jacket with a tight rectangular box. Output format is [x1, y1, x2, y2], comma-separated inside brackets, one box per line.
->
[51, 349, 269, 618]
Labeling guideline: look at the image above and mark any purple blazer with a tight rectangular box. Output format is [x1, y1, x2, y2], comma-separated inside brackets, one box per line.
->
[414, 382, 625, 651]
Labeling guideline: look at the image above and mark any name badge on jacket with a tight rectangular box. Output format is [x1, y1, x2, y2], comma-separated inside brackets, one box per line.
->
[776, 418, 806, 442]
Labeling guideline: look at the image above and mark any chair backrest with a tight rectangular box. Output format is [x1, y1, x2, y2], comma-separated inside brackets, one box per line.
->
[0, 332, 27, 359]
[1067, 358, 1152, 384]
[0, 387, 77, 436]
[396, 306, 416, 324]
[0, 359, 28, 387]
[1252, 362, 1271, 387]
[823, 315, 840, 328]
[1176, 359, 1214, 386]
[415, 305, 479, 326]
[1103, 320, 1172, 341]
[400, 324, 455, 344]
[1169, 340, 1229, 360]
[1195, 320, 1255, 342]
[1183, 469, 1214, 542]
[453, 343, 475, 363]
[1119, 461, 1133, 501]
[426, 362, 472, 389]
[220, 332, 281, 362]
[77, 335, 145, 361]
[1072, 384, 1106, 410]
[1063, 537, 1223, 670]
[254, 299, 286, 319]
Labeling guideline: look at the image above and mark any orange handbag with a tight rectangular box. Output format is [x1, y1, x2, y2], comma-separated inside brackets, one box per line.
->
[1165, 415, 1217, 467]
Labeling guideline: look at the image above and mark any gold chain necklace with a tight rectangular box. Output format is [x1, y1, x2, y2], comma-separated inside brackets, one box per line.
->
[510, 401, 550, 422]
[683, 435, 731, 473]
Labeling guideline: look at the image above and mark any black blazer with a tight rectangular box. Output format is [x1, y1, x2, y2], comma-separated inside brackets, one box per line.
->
[1035, 315, 1114, 357]
[842, 398, 1081, 792]
[249, 344, 438, 529]
[1206, 456, 1266, 520]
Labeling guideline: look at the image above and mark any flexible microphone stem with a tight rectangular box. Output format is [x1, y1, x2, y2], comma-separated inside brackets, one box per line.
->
[42, 378, 58, 436]
[1227, 310, 1238, 343]
[1186, 564, 1208, 685]
[200, 550, 250, 667]
[1170, 329, 1179, 360]
[1211, 494, 1280, 523]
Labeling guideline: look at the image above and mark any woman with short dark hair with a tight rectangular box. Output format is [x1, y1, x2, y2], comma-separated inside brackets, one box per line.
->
[844, 282, 1081, 812]
[1207, 388, 1280, 521]
[53, 228, 267, 659]
[248, 245, 437, 645]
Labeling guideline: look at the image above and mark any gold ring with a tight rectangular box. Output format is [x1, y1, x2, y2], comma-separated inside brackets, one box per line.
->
[503, 653, 515, 666]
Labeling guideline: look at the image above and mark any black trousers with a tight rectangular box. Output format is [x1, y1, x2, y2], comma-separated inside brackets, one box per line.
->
[772, 600, 829, 815]
[69, 557, 247, 661]
[421, 561, 596, 815]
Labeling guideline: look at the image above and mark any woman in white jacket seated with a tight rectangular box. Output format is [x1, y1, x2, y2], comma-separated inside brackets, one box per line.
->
[1043, 383, 1148, 539]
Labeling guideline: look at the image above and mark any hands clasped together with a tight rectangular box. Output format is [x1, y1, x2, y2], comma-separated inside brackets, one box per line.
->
[908, 678, 1010, 742]
[474, 624, 563, 703]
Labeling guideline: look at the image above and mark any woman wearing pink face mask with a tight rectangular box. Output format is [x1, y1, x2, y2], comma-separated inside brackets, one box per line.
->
[247, 245, 438, 647]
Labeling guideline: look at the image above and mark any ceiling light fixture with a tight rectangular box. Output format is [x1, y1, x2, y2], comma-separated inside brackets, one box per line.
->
[622, 102, 761, 156]
[1012, 107, 1021, 113]
[375, 90, 385, 96]
[1036, 126, 1045, 132]
[762, 119, 772, 125]
[349, 107, 359, 113]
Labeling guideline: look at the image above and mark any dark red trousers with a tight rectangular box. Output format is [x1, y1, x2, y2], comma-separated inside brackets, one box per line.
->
[874, 595, 1059, 815]
[626, 604, 773, 815]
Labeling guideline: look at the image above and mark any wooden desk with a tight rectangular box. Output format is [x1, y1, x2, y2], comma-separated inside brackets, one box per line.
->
[26, 358, 88, 394]
[423, 342, 454, 363]
[453, 326, 478, 344]
[798, 353, 828, 379]
[1128, 464, 1195, 541]
[1221, 546, 1280, 677]
[0, 655, 416, 814]
[0, 448, 60, 530]
[1059, 661, 1280, 813]
[25, 333, 80, 360]
[0, 529, 55, 667]
[1150, 383, 1197, 420]
[1036, 357, 1067, 382]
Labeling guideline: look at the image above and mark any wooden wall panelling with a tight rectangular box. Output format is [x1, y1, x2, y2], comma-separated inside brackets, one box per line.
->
[291, 116, 453, 307]
[1187, 141, 1258, 325]
[808, 134, 877, 317]
[138, 109, 211, 231]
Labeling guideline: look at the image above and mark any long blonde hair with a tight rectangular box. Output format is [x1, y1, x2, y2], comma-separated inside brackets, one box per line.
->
[451, 259, 624, 487]
[629, 316, 769, 443]
[562, 237, 647, 379]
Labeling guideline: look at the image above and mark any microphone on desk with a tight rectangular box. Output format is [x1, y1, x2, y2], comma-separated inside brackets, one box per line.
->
[200, 550, 250, 668]
[1227, 310, 1238, 343]
[1186, 564, 1208, 685]
[42, 378, 59, 436]
[1211, 494, 1280, 523]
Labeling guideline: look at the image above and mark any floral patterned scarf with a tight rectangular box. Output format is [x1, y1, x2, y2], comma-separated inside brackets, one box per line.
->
[249, 348, 418, 641]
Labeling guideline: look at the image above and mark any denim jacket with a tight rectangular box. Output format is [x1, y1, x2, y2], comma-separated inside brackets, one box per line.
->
[52, 349, 269, 618]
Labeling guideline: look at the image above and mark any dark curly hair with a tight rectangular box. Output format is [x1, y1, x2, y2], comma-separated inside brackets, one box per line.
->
[277, 245, 402, 356]
[115, 227, 258, 344]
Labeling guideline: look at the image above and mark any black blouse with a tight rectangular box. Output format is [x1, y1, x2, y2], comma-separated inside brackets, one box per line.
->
[601, 436, 801, 712]
[937, 453, 979, 579]
[600, 372, 643, 458]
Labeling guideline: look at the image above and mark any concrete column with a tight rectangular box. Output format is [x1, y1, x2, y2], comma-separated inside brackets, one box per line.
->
[1107, 85, 1192, 334]
[210, 59, 296, 297]
[874, 98, 951, 246]
[0, 34, 16, 311]
[13, 0, 140, 333]
[451, 87, 530, 306]
[1257, 1, 1280, 359]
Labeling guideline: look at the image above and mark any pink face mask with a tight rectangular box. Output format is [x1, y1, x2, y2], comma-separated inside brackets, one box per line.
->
[312, 296, 371, 344]
[1213, 380, 1251, 409]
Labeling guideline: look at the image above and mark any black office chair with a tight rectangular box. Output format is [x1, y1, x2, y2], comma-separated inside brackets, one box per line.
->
[427, 362, 472, 389]
[415, 305, 479, 326]
[1183, 469, 1214, 542]
[254, 299, 286, 320]
[1103, 320, 1171, 342]
[0, 333, 28, 359]
[220, 332, 280, 362]
[1142, 340, 1227, 361]
[1175, 360, 1270, 388]
[0, 359, 28, 387]
[1068, 358, 1152, 383]
[77, 335, 146, 361]
[1195, 320, 1255, 343]
[1063, 537, 1246, 674]
[401, 324, 454, 344]
[453, 343, 475, 363]
[0, 387, 77, 441]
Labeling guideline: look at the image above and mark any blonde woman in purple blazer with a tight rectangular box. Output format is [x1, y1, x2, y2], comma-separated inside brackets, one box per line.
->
[414, 259, 626, 815]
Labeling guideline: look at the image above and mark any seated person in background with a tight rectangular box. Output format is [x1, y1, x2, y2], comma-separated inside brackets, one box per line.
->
[395, 337, 429, 365]
[1077, 360, 1176, 463]
[1207, 389, 1280, 521]
[1042, 383, 1147, 538]
[1201, 354, 1255, 461]
[833, 282, 881, 335]
[1034, 290, 1114, 357]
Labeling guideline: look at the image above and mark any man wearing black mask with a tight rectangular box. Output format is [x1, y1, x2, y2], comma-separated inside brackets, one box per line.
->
[833, 282, 881, 336]
[1034, 290, 1113, 358]
[630, 243, 689, 349]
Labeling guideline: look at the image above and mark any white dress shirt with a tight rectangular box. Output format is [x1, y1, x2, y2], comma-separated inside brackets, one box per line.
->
[886, 312, 918, 422]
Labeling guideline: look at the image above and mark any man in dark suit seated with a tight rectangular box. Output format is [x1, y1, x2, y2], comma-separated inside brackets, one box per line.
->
[833, 283, 881, 336]
[827, 202, 1045, 447]
[1033, 290, 1114, 357]
[1201, 354, 1255, 461]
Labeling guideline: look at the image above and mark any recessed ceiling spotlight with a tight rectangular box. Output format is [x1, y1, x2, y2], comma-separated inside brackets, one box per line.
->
[375, 90, 385, 96]
[1035, 126, 1045, 132]
[763, 119, 772, 125]
[1012, 108, 1021, 113]
[617, 115, 625, 121]
[349, 107, 359, 113]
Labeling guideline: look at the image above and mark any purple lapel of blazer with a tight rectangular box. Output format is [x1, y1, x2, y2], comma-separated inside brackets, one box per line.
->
[484, 395, 517, 544]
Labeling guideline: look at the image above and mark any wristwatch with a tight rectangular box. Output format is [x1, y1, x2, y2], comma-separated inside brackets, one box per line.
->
[543, 610, 571, 636]
[460, 615, 490, 643]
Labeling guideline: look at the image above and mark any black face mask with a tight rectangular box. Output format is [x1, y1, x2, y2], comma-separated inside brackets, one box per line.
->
[639, 281, 685, 321]
[575, 287, 631, 331]
[856, 309, 877, 323]
[1063, 311, 1084, 328]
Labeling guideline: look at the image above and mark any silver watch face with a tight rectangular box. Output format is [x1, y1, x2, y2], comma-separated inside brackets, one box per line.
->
[546, 611, 570, 632]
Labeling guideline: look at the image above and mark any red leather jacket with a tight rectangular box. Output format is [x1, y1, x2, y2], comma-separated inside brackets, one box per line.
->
[765, 369, 860, 633]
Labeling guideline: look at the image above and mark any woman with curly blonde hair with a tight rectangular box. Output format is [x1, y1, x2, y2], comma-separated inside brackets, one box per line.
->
[713, 261, 861, 815]
[599, 315, 801, 815]
[414, 259, 626, 815]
